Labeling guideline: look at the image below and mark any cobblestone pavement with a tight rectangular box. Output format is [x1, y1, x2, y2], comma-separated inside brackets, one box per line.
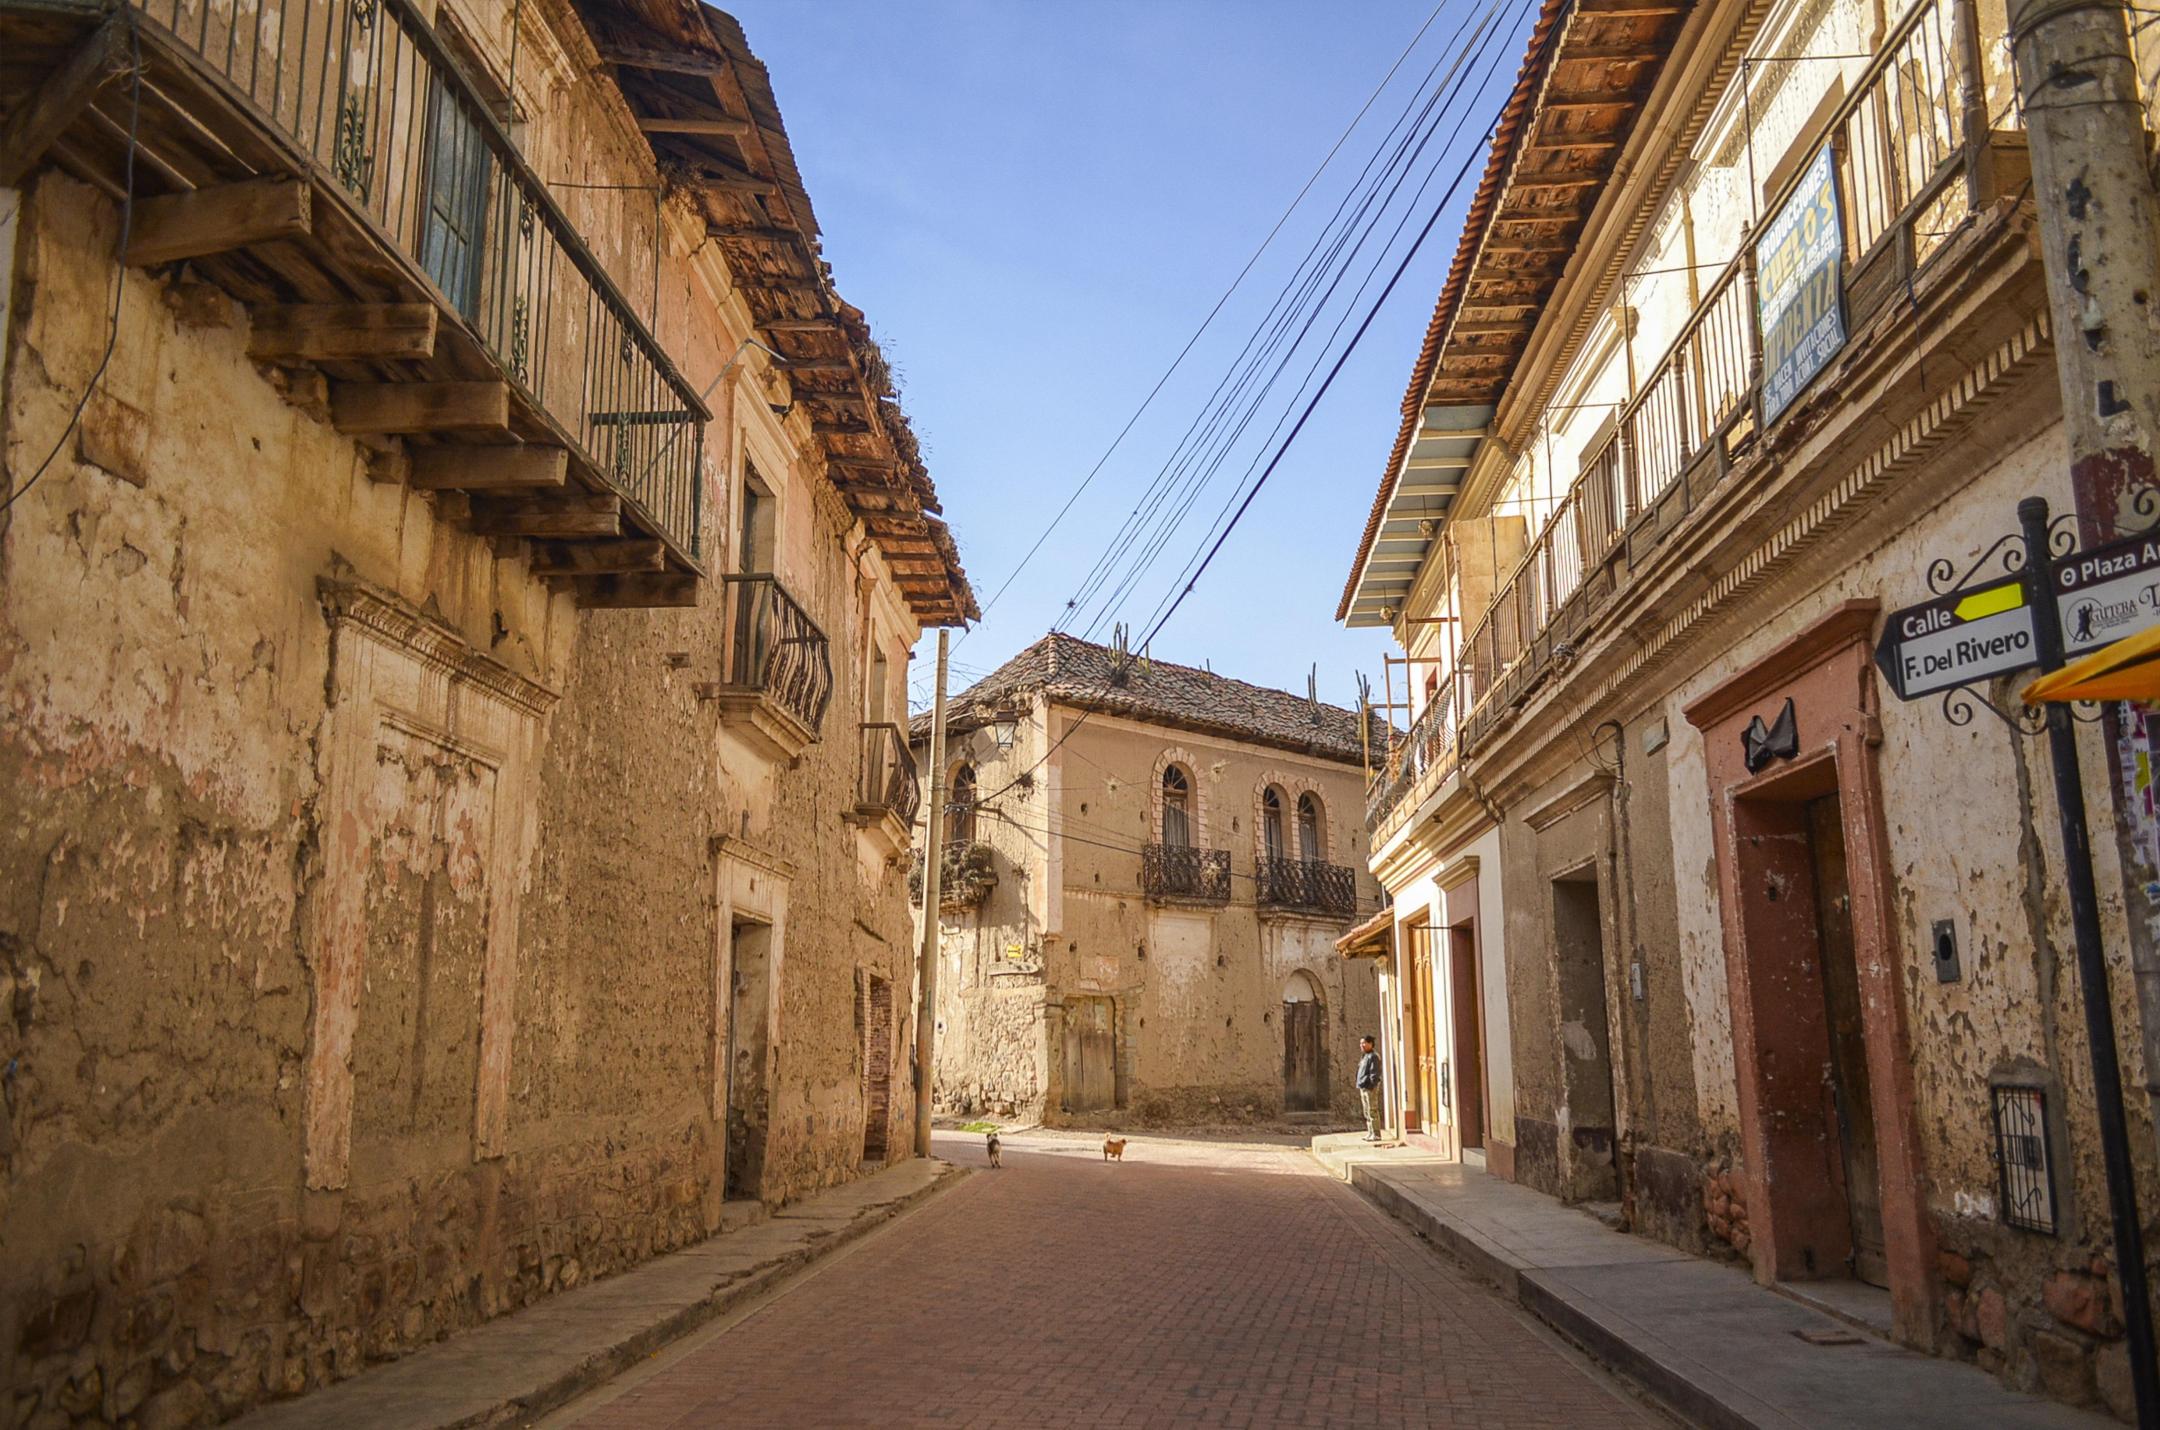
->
[553, 1129, 1658, 1429]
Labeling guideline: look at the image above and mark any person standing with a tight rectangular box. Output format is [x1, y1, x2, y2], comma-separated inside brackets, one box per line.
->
[1356, 1035, 1383, 1141]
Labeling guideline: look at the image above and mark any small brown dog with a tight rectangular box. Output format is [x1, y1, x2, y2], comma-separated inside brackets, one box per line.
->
[1102, 1137, 1127, 1162]
[985, 1132, 1002, 1169]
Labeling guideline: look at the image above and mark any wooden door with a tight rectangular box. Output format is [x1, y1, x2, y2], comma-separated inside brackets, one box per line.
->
[1449, 924, 1486, 1151]
[1283, 1000, 1325, 1111]
[1408, 925, 1439, 1132]
[1808, 794, 1888, 1287]
[1062, 997, 1116, 1113]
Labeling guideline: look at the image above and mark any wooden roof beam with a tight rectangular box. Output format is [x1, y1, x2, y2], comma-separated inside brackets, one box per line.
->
[639, 114, 753, 138]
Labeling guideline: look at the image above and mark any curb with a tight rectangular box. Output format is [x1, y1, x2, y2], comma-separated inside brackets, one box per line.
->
[1333, 1157, 1752, 1429]
[484, 1161, 968, 1428]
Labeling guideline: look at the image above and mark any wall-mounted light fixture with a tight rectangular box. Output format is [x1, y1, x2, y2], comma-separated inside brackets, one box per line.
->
[987, 706, 1021, 753]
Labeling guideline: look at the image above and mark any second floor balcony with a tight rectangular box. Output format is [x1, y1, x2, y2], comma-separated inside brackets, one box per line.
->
[703, 573, 831, 762]
[910, 840, 997, 912]
[1142, 843, 1231, 906]
[6, 0, 709, 603]
[846, 721, 919, 856]
[1255, 856, 1359, 920]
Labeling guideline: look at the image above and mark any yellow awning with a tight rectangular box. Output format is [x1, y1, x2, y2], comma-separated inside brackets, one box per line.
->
[2023, 624, 2160, 705]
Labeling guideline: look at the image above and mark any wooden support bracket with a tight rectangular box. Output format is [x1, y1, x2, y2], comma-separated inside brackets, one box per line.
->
[409, 445, 567, 490]
[127, 178, 312, 266]
[248, 304, 438, 362]
[639, 114, 753, 137]
[331, 381, 511, 435]
[529, 539, 665, 575]
[576, 573, 700, 608]
[470, 491, 620, 538]
[0, 17, 130, 188]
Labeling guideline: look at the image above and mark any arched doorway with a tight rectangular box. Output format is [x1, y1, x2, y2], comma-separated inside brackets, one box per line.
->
[1282, 972, 1327, 1111]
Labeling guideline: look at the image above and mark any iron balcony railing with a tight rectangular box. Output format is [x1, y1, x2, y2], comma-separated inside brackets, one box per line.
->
[127, 0, 705, 560]
[1256, 857, 1359, 918]
[722, 574, 832, 737]
[1451, 0, 1996, 743]
[855, 722, 920, 828]
[1141, 844, 1231, 904]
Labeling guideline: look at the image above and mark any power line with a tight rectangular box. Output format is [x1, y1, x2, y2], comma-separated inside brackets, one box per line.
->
[1084, 0, 1518, 642]
[1059, 0, 1500, 639]
[954, 0, 1456, 649]
[968, 8, 1519, 808]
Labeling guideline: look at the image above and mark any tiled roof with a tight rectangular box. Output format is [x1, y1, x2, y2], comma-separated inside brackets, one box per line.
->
[915, 634, 1372, 765]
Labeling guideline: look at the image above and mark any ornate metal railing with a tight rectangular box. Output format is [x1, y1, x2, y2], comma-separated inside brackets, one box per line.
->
[722, 574, 831, 736]
[1141, 844, 1231, 904]
[1256, 857, 1358, 917]
[854, 722, 919, 827]
[126, 0, 705, 560]
[1455, 0, 1997, 740]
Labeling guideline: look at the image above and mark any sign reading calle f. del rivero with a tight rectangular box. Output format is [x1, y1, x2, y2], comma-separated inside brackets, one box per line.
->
[1756, 145, 1848, 423]
[1875, 530, 2160, 701]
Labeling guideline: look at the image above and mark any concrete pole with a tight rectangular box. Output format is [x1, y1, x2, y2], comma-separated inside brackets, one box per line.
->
[2008, 0, 2160, 536]
[913, 629, 950, 1160]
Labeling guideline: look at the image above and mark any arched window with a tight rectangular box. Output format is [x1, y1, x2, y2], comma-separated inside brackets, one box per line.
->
[1161, 764, 1193, 847]
[1296, 792, 1323, 863]
[949, 763, 978, 844]
[1262, 786, 1287, 862]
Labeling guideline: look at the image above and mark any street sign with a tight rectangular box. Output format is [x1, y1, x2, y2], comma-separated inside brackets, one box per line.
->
[1875, 577, 2037, 700]
[2054, 531, 2160, 655]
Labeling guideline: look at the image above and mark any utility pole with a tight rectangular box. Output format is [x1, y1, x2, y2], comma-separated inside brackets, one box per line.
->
[2010, 10, 2160, 1384]
[913, 629, 950, 1159]
[2008, 0, 2160, 534]
[2019, 498, 2159, 1428]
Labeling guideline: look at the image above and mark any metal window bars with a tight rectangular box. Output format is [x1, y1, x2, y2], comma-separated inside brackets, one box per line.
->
[722, 573, 833, 737]
[126, 0, 706, 562]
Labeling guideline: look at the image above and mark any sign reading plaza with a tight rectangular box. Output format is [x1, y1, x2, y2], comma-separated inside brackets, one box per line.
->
[1756, 146, 1848, 423]
[1875, 532, 2160, 701]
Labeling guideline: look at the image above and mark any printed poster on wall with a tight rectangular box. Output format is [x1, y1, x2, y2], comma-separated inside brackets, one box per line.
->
[1755, 144, 1848, 423]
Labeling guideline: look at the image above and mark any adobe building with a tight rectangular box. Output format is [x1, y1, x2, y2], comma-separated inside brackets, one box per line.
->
[1337, 0, 2160, 1414]
[0, 0, 972, 1420]
[909, 634, 1385, 1127]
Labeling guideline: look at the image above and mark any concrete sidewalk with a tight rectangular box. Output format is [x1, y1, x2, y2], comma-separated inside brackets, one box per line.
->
[233, 1157, 964, 1430]
[1311, 1134, 2112, 1429]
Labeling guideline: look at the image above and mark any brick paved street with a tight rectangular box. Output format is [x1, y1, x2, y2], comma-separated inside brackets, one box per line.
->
[552, 1130, 1657, 1429]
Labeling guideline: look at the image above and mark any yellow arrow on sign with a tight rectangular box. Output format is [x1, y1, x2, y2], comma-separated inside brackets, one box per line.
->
[1954, 582, 2025, 622]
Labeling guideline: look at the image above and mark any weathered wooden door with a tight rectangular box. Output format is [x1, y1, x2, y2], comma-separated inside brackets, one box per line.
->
[1283, 1000, 1324, 1111]
[1808, 794, 1888, 1286]
[1449, 924, 1486, 1151]
[1062, 997, 1115, 1113]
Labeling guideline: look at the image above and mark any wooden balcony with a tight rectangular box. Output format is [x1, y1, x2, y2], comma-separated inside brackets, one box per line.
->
[701, 572, 830, 762]
[845, 720, 918, 856]
[1141, 843, 1230, 906]
[1, 0, 707, 603]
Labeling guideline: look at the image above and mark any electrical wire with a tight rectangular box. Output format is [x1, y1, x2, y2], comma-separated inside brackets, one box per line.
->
[2, 22, 143, 522]
[967, 35, 1516, 809]
[1059, 0, 1503, 639]
[953, 0, 1458, 650]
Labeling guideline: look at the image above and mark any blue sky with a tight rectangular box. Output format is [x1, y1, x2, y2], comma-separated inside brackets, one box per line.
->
[723, 0, 1534, 712]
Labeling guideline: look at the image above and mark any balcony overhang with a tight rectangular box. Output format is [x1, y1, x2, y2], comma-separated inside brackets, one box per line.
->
[1342, 404, 1492, 628]
[3, 0, 712, 606]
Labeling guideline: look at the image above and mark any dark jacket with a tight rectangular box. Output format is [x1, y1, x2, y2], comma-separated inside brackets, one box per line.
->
[1356, 1051, 1382, 1090]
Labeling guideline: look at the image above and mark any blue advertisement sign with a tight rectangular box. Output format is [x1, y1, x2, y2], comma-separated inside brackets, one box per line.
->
[1755, 145, 1847, 423]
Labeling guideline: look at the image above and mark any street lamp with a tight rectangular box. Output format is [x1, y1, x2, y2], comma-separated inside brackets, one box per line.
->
[987, 707, 1021, 753]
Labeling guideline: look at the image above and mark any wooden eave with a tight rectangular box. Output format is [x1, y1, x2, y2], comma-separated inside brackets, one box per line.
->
[571, 0, 978, 625]
[1338, 0, 1694, 623]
